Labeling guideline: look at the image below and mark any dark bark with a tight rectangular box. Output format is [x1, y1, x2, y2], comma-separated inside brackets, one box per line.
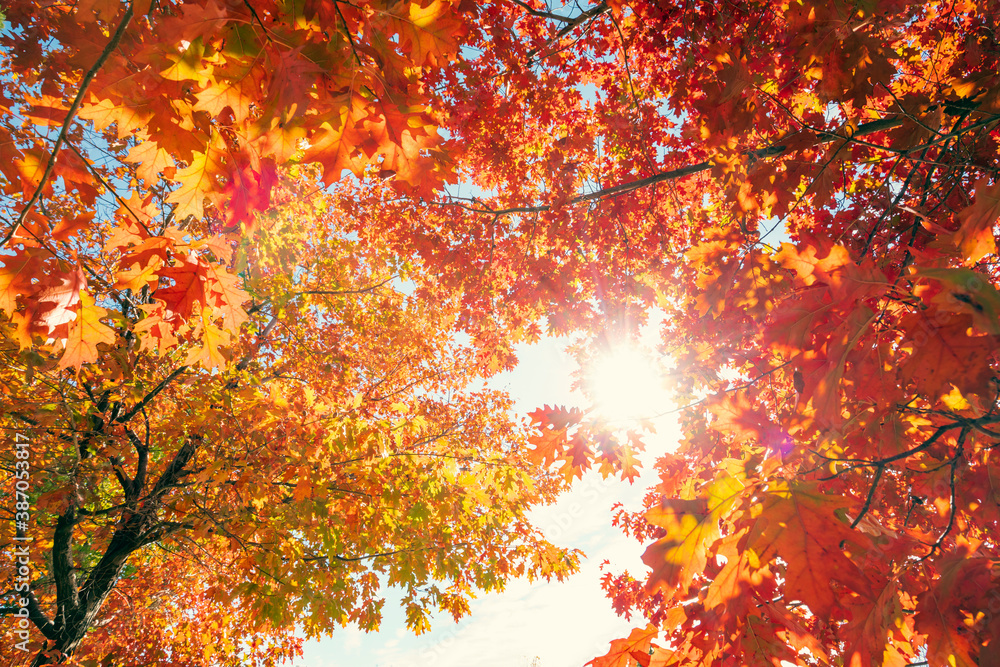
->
[30, 437, 200, 665]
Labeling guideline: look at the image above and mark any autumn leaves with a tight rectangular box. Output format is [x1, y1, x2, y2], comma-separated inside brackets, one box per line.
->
[0, 0, 470, 372]
[2, 0, 1000, 664]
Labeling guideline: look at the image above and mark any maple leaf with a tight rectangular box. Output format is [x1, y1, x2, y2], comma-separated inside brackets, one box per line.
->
[747, 483, 875, 618]
[588, 625, 659, 667]
[953, 178, 1000, 264]
[898, 310, 997, 399]
[642, 473, 745, 595]
[58, 290, 116, 370]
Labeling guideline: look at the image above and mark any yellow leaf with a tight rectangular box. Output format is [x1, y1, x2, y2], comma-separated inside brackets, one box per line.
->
[642, 473, 745, 594]
[115, 256, 162, 292]
[941, 385, 972, 411]
[126, 138, 176, 184]
[59, 290, 116, 370]
[160, 38, 211, 83]
[194, 74, 256, 123]
[166, 145, 225, 221]
[184, 307, 230, 369]
[205, 262, 249, 330]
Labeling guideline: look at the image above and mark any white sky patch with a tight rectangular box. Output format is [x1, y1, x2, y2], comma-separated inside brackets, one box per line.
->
[299, 471, 652, 667]
[343, 626, 362, 652]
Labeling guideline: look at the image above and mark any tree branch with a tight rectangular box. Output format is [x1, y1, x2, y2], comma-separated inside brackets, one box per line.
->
[850, 464, 884, 528]
[146, 436, 201, 502]
[51, 507, 82, 632]
[507, 0, 587, 23]
[0, 587, 59, 640]
[440, 112, 1000, 217]
[124, 427, 148, 501]
[1, 2, 135, 249]
[923, 428, 967, 559]
[116, 366, 188, 424]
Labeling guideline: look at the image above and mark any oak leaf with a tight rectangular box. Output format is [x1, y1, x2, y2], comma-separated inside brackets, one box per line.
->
[58, 290, 116, 370]
[154, 254, 211, 320]
[166, 145, 226, 221]
[0, 248, 41, 315]
[184, 307, 230, 369]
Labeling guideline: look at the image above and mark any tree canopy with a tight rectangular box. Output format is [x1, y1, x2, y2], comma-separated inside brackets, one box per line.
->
[2, 0, 1000, 665]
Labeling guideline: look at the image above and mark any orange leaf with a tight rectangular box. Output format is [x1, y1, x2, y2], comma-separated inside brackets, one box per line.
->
[205, 261, 249, 330]
[0, 248, 41, 315]
[953, 178, 1000, 264]
[643, 474, 744, 594]
[587, 625, 659, 667]
[748, 482, 874, 618]
[126, 138, 177, 184]
[898, 310, 997, 399]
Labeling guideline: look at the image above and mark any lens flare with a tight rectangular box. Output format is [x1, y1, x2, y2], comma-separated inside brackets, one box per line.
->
[585, 346, 668, 424]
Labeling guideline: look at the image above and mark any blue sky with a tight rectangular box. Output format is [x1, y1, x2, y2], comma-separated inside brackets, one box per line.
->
[297, 329, 680, 667]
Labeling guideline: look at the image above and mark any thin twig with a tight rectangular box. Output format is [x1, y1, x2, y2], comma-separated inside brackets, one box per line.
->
[434, 116, 922, 217]
[507, 0, 582, 23]
[115, 365, 188, 424]
[850, 464, 884, 528]
[1, 2, 135, 249]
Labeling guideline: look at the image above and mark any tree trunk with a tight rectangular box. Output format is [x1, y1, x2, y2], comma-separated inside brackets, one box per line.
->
[30, 438, 199, 664]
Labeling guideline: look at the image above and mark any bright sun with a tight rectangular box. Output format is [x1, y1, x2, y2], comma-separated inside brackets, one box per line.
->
[585, 345, 670, 425]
